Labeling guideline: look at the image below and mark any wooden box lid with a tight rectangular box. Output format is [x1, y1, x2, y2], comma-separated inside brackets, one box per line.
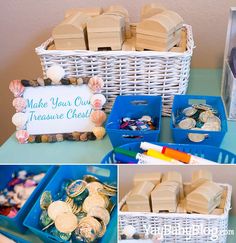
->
[87, 14, 125, 32]
[187, 181, 223, 204]
[52, 12, 90, 39]
[141, 3, 166, 20]
[64, 7, 103, 19]
[133, 172, 162, 186]
[162, 171, 182, 184]
[126, 181, 155, 203]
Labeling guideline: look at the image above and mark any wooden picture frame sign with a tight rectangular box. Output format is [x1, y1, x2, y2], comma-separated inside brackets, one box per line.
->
[9, 64, 107, 144]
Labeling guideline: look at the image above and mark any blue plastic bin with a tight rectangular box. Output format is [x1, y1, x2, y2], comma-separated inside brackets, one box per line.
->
[0, 229, 30, 243]
[24, 165, 118, 243]
[171, 95, 228, 146]
[101, 142, 236, 164]
[0, 165, 58, 233]
[106, 95, 162, 147]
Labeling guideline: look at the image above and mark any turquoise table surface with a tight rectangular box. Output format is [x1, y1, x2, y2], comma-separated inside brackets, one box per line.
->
[0, 68, 236, 163]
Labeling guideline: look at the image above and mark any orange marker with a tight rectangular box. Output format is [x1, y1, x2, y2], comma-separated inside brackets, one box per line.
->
[141, 142, 191, 164]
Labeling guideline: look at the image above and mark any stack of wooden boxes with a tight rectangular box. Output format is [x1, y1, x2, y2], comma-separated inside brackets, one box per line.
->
[122, 170, 228, 216]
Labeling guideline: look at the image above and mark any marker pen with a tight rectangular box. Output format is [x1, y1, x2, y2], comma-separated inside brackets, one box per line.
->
[140, 142, 218, 165]
[146, 149, 181, 163]
[114, 147, 182, 165]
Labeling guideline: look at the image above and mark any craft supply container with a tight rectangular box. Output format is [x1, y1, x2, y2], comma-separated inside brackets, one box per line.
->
[35, 25, 194, 115]
[24, 165, 117, 243]
[106, 95, 162, 147]
[0, 165, 58, 233]
[101, 142, 236, 164]
[171, 95, 227, 146]
[0, 229, 30, 243]
[221, 7, 236, 120]
[119, 183, 232, 243]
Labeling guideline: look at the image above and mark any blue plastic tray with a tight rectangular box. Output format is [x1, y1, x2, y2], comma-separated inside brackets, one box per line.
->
[171, 95, 227, 146]
[24, 165, 117, 243]
[0, 165, 58, 233]
[0, 229, 30, 243]
[101, 142, 236, 164]
[106, 95, 162, 147]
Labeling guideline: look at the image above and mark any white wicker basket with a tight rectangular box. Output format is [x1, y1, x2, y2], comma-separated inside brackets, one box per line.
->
[36, 25, 194, 115]
[119, 183, 232, 243]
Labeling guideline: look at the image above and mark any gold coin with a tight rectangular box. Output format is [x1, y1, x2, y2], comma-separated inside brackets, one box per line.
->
[87, 206, 110, 225]
[86, 182, 104, 195]
[47, 201, 72, 221]
[79, 216, 102, 233]
[97, 220, 107, 238]
[55, 212, 78, 233]
[82, 195, 107, 213]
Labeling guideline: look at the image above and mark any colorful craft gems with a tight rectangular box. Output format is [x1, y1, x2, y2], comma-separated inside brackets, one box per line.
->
[40, 210, 53, 227]
[120, 115, 157, 131]
[40, 191, 53, 210]
[0, 170, 45, 218]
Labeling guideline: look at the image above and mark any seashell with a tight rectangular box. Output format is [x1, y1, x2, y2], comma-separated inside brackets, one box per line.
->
[37, 77, 45, 86]
[88, 76, 104, 93]
[9, 80, 25, 97]
[92, 127, 106, 140]
[90, 110, 107, 126]
[12, 112, 28, 129]
[16, 130, 29, 144]
[46, 64, 65, 84]
[90, 94, 106, 110]
[12, 97, 27, 112]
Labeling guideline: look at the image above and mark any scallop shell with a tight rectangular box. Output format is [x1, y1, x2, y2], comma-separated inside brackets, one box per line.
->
[90, 94, 106, 110]
[92, 127, 106, 140]
[16, 130, 29, 144]
[12, 112, 28, 129]
[88, 76, 104, 93]
[9, 80, 25, 97]
[12, 97, 27, 112]
[90, 110, 107, 126]
[46, 64, 65, 84]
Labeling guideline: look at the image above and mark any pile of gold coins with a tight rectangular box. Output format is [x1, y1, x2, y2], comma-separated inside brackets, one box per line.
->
[39, 175, 117, 242]
[175, 104, 222, 142]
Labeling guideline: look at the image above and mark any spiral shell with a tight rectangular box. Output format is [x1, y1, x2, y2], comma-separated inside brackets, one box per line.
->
[16, 130, 29, 144]
[90, 110, 107, 126]
[12, 112, 28, 129]
[9, 80, 25, 97]
[92, 127, 106, 140]
[46, 64, 65, 84]
[90, 94, 106, 110]
[88, 76, 104, 93]
[12, 97, 27, 112]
